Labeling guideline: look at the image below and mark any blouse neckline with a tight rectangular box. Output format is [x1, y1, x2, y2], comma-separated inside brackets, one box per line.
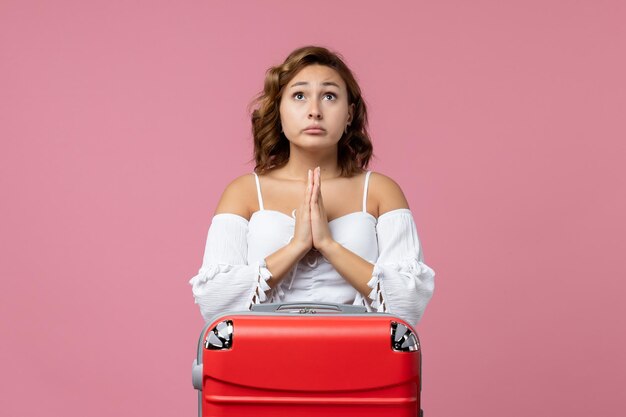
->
[250, 209, 377, 225]
[212, 208, 412, 224]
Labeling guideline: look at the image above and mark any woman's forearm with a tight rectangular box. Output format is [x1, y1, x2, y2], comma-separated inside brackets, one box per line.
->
[318, 240, 375, 297]
[264, 241, 310, 289]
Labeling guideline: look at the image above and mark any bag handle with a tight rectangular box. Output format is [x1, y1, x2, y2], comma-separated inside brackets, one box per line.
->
[250, 302, 367, 314]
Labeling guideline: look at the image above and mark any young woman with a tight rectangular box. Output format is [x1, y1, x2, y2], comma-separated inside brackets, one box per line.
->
[189, 46, 435, 326]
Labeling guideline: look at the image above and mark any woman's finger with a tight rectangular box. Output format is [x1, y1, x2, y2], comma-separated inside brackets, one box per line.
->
[309, 170, 315, 208]
[316, 167, 323, 209]
[304, 169, 312, 205]
[316, 167, 324, 207]
[303, 169, 313, 218]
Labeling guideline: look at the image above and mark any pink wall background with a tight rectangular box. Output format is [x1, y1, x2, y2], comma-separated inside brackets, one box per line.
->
[1, 0, 624, 416]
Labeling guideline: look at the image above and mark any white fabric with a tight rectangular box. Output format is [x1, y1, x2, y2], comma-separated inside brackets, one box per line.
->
[253, 172, 265, 210]
[189, 172, 435, 326]
[362, 170, 371, 212]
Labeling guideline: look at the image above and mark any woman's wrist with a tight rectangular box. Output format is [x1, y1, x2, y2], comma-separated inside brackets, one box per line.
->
[288, 239, 311, 260]
[316, 239, 339, 258]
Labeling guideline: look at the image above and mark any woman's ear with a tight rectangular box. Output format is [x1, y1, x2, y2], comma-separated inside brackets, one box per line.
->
[348, 103, 355, 125]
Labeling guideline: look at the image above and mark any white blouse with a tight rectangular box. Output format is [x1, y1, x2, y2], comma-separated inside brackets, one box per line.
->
[189, 172, 435, 326]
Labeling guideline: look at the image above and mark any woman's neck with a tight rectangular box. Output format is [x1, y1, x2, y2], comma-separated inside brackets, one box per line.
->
[278, 147, 342, 181]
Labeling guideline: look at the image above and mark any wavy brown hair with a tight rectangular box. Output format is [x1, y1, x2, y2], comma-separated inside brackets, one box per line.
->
[249, 45, 373, 177]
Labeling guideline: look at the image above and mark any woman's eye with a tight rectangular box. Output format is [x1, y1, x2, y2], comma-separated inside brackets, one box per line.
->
[293, 92, 336, 101]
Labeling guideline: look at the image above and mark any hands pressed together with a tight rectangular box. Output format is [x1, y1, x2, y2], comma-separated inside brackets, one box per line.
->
[265, 166, 375, 296]
[291, 167, 336, 256]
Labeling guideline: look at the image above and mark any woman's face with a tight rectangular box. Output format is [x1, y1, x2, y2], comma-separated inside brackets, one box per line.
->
[279, 64, 354, 151]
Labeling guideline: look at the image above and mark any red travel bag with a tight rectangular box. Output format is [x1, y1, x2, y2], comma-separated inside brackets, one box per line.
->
[192, 302, 423, 417]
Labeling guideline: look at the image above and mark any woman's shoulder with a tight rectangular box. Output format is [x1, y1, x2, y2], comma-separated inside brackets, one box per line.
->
[214, 173, 257, 220]
[368, 171, 410, 216]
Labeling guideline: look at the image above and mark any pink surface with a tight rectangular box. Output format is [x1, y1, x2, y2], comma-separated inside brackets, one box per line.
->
[1, 1, 624, 416]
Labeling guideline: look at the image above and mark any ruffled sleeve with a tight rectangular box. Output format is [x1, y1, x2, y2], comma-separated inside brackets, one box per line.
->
[353, 209, 435, 326]
[188, 213, 274, 322]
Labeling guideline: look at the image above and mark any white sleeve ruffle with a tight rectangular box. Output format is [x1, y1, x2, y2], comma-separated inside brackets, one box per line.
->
[353, 209, 435, 326]
[188, 213, 275, 323]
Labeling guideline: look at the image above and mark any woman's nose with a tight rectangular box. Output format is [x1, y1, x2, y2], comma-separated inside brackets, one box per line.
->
[308, 102, 322, 119]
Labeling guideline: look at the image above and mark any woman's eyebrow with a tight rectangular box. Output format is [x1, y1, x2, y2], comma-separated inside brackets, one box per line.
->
[289, 81, 341, 89]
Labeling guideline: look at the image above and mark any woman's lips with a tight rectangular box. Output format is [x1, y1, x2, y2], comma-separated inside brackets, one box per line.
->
[303, 127, 326, 134]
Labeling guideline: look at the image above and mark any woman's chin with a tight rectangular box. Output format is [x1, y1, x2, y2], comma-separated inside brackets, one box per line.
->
[290, 135, 340, 150]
